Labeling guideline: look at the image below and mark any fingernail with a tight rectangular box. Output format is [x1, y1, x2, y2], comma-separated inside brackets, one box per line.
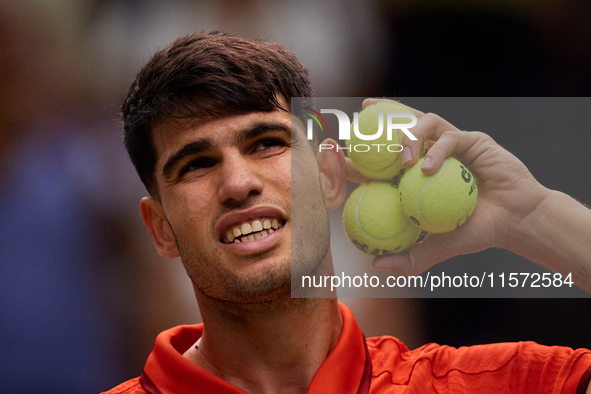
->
[421, 156, 431, 170]
[402, 146, 412, 164]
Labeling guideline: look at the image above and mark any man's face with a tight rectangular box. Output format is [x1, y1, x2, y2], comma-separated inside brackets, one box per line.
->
[150, 105, 330, 304]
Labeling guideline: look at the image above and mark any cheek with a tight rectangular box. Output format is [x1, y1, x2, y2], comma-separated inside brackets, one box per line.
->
[163, 187, 214, 236]
[267, 154, 294, 190]
[291, 149, 321, 189]
[291, 157, 324, 211]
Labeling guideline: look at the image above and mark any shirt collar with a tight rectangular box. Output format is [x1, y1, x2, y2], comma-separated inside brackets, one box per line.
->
[141, 302, 370, 394]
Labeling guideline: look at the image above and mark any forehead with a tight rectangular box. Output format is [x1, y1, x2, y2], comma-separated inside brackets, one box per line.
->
[151, 108, 298, 168]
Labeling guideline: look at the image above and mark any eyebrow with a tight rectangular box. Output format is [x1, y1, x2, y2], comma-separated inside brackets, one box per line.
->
[162, 138, 215, 180]
[161, 121, 291, 180]
[236, 121, 291, 143]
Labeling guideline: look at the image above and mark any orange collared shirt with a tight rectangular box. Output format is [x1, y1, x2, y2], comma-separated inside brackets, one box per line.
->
[102, 303, 591, 394]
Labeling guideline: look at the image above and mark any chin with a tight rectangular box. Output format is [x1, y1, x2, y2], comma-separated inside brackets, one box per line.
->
[193, 257, 293, 305]
[229, 264, 292, 303]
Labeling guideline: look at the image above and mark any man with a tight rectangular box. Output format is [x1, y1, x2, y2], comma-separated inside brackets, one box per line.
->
[104, 32, 591, 393]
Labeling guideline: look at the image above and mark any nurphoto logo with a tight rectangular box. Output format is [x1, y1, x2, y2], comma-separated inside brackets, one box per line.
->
[304, 107, 418, 152]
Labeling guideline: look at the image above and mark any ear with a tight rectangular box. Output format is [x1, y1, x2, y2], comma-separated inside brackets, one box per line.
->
[316, 138, 347, 211]
[139, 197, 180, 258]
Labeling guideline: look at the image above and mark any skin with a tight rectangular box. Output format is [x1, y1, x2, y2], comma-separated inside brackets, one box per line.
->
[360, 99, 591, 296]
[360, 98, 591, 394]
[139, 102, 347, 394]
[140, 96, 591, 393]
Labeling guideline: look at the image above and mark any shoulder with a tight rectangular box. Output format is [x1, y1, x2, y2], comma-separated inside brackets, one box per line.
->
[100, 377, 145, 393]
[368, 337, 588, 372]
[367, 337, 591, 392]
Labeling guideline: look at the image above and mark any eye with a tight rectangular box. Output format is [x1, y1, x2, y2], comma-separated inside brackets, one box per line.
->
[252, 138, 286, 153]
[179, 157, 216, 176]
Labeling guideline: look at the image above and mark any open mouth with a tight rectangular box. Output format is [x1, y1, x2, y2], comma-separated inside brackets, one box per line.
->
[221, 218, 286, 244]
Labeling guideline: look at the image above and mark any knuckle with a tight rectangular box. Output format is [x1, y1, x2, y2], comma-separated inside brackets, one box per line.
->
[470, 130, 495, 143]
[404, 250, 429, 277]
[390, 251, 418, 276]
[422, 112, 441, 123]
[440, 130, 459, 139]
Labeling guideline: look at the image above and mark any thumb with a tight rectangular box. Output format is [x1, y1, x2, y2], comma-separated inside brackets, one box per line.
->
[371, 232, 458, 275]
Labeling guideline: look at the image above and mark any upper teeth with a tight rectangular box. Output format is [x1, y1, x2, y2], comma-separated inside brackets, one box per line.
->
[225, 218, 282, 243]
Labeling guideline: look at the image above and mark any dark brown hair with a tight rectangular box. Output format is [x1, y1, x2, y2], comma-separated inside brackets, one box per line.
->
[122, 32, 313, 196]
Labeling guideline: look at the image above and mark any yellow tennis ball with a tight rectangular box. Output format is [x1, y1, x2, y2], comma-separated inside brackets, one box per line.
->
[399, 157, 478, 233]
[343, 182, 423, 256]
[347, 101, 413, 180]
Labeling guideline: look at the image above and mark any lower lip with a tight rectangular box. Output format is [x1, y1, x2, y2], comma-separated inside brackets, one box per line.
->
[221, 225, 285, 255]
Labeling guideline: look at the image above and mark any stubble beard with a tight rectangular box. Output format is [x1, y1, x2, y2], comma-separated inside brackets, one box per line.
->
[178, 244, 292, 305]
[176, 213, 330, 307]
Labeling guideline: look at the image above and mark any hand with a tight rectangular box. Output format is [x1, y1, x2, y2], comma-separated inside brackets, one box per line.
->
[348, 99, 550, 275]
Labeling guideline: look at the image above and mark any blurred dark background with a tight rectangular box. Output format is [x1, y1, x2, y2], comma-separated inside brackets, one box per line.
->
[0, 0, 590, 392]
[375, 0, 591, 352]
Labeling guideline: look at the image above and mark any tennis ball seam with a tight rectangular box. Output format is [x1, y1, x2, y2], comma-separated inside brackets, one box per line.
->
[417, 158, 449, 227]
[355, 184, 416, 241]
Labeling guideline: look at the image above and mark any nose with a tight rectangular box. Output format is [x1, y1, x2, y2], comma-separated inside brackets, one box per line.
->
[217, 152, 264, 204]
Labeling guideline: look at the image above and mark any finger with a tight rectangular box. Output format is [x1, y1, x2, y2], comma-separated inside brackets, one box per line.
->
[362, 98, 426, 118]
[371, 203, 490, 275]
[361, 99, 429, 168]
[345, 157, 372, 184]
[420, 130, 490, 175]
[399, 113, 460, 170]
[371, 232, 458, 275]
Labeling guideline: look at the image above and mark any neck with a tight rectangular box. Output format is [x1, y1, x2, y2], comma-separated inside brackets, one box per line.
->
[185, 295, 342, 394]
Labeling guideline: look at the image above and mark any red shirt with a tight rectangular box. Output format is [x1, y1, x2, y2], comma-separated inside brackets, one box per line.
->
[103, 303, 591, 393]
